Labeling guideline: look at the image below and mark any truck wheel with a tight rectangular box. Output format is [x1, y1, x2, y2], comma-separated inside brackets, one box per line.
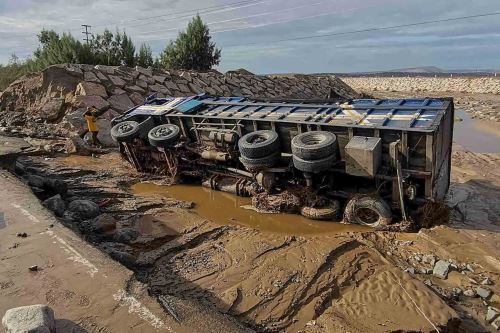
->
[292, 131, 337, 160]
[239, 130, 280, 159]
[111, 121, 140, 142]
[148, 124, 180, 147]
[343, 196, 392, 227]
[300, 200, 340, 220]
[240, 152, 279, 171]
[293, 154, 335, 173]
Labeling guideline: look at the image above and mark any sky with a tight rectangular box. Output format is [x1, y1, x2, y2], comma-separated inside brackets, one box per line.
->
[0, 0, 499, 73]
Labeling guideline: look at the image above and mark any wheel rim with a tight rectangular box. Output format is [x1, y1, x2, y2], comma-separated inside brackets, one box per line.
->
[153, 126, 172, 138]
[355, 207, 380, 225]
[248, 134, 267, 145]
[118, 123, 134, 134]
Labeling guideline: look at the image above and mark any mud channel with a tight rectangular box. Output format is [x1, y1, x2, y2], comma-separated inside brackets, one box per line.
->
[132, 183, 368, 235]
[453, 110, 500, 153]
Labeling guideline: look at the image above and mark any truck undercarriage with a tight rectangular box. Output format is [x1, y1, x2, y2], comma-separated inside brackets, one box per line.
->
[110, 94, 454, 229]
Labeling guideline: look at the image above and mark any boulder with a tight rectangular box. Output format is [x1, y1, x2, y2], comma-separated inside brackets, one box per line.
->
[75, 82, 107, 98]
[40, 99, 65, 121]
[154, 75, 166, 83]
[433, 260, 451, 279]
[476, 287, 492, 299]
[43, 194, 66, 217]
[113, 228, 139, 243]
[486, 306, 499, 323]
[2, 304, 55, 333]
[73, 95, 110, 111]
[125, 85, 146, 94]
[135, 66, 152, 76]
[149, 84, 169, 95]
[108, 94, 134, 113]
[61, 108, 87, 136]
[129, 92, 145, 106]
[108, 75, 126, 87]
[92, 213, 117, 232]
[83, 71, 100, 83]
[95, 118, 115, 147]
[67, 199, 100, 221]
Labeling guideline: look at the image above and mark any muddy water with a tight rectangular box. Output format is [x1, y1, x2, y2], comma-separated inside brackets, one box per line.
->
[454, 110, 500, 153]
[132, 183, 368, 235]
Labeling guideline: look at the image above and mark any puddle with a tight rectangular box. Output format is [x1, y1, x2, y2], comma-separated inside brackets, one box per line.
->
[132, 183, 369, 235]
[0, 211, 4, 229]
[453, 110, 500, 153]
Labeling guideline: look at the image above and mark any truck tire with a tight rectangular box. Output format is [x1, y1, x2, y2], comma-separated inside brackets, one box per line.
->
[240, 152, 279, 171]
[148, 124, 180, 147]
[292, 154, 335, 173]
[343, 196, 392, 227]
[292, 131, 337, 160]
[300, 200, 340, 220]
[111, 121, 140, 142]
[238, 130, 280, 159]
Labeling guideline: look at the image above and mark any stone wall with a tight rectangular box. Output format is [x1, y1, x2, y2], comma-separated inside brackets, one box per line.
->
[0, 64, 359, 145]
[342, 76, 500, 95]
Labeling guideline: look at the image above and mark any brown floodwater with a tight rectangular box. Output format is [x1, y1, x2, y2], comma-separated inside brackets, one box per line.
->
[131, 183, 369, 235]
[453, 110, 500, 153]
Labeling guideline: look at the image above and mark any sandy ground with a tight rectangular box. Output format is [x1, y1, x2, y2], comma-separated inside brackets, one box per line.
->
[0, 91, 498, 332]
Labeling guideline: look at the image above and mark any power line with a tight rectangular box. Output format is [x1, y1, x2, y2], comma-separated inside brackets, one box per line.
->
[81, 24, 91, 43]
[221, 12, 500, 48]
[91, 0, 270, 29]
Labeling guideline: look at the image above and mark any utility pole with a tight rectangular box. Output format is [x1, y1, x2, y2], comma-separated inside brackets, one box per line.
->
[81, 24, 92, 44]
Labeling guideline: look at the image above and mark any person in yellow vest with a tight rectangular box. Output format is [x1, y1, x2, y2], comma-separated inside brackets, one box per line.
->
[83, 107, 102, 147]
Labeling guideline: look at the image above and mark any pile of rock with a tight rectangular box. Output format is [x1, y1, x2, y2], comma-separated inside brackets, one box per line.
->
[342, 76, 500, 95]
[0, 64, 359, 146]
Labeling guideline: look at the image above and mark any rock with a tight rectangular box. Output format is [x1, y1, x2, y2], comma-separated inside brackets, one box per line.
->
[493, 318, 500, 330]
[404, 267, 415, 274]
[113, 228, 139, 243]
[28, 265, 38, 271]
[125, 85, 146, 94]
[92, 213, 117, 233]
[61, 107, 87, 136]
[107, 249, 136, 267]
[129, 92, 145, 106]
[2, 304, 55, 333]
[67, 200, 100, 221]
[482, 277, 493, 285]
[154, 75, 166, 83]
[40, 99, 65, 121]
[44, 178, 68, 195]
[95, 118, 114, 147]
[433, 260, 451, 279]
[108, 75, 126, 87]
[135, 66, 152, 76]
[149, 84, 169, 94]
[42, 194, 66, 217]
[486, 306, 499, 323]
[75, 82, 107, 98]
[463, 289, 476, 297]
[451, 287, 462, 296]
[17, 232, 28, 238]
[108, 94, 134, 113]
[476, 287, 492, 299]
[466, 264, 475, 272]
[83, 71, 100, 83]
[73, 95, 110, 111]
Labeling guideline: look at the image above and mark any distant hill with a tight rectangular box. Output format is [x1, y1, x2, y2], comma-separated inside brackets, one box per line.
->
[388, 66, 444, 73]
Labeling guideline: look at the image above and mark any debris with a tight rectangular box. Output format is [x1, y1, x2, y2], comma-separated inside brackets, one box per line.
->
[1, 304, 55, 333]
[476, 287, 492, 299]
[404, 267, 415, 274]
[451, 287, 463, 296]
[28, 265, 38, 271]
[466, 264, 475, 273]
[463, 289, 476, 297]
[481, 277, 493, 285]
[158, 295, 181, 323]
[486, 307, 499, 323]
[16, 232, 27, 238]
[433, 260, 451, 279]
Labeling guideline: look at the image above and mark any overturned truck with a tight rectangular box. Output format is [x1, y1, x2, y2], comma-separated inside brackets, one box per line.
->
[110, 94, 454, 228]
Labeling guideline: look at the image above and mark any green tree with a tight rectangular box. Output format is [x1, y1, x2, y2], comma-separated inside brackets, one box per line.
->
[136, 43, 154, 68]
[159, 15, 221, 70]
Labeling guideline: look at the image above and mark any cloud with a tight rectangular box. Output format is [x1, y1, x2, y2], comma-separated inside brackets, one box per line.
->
[0, 0, 499, 72]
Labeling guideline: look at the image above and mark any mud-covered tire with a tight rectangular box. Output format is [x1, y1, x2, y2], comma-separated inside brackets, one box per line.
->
[240, 152, 279, 171]
[292, 131, 337, 160]
[293, 154, 335, 173]
[238, 130, 280, 159]
[148, 124, 180, 147]
[300, 200, 340, 220]
[111, 121, 140, 142]
[343, 196, 392, 227]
